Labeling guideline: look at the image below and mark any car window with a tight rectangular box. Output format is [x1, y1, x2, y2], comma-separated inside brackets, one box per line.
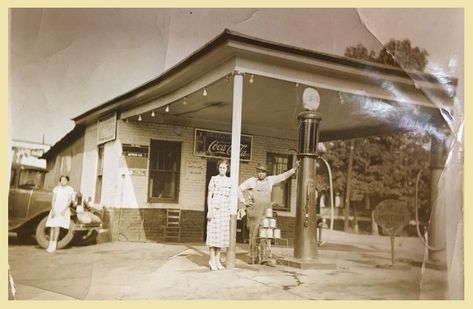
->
[18, 170, 45, 189]
[10, 168, 16, 186]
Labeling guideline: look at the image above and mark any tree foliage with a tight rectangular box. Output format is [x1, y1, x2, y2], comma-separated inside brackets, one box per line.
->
[344, 39, 429, 71]
[316, 132, 431, 221]
[344, 44, 377, 63]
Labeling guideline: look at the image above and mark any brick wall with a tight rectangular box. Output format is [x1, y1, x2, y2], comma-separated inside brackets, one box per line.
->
[82, 120, 303, 243]
[113, 120, 299, 213]
[115, 121, 207, 210]
[102, 206, 297, 244]
[103, 207, 205, 242]
[275, 215, 296, 245]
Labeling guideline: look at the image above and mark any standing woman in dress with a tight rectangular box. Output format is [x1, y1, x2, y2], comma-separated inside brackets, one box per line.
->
[45, 175, 75, 253]
[206, 159, 231, 270]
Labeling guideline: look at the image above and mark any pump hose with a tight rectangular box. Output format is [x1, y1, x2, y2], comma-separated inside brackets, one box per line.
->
[317, 156, 335, 246]
[415, 168, 444, 251]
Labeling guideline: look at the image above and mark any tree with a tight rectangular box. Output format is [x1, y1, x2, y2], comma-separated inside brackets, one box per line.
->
[316, 132, 432, 234]
[377, 39, 429, 71]
[344, 44, 377, 62]
[344, 39, 429, 71]
[335, 39, 433, 234]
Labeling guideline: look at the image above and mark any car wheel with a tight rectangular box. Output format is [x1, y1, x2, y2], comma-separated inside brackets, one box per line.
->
[72, 229, 98, 246]
[35, 216, 75, 249]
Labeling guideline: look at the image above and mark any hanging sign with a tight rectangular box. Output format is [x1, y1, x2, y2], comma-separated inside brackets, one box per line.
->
[194, 128, 252, 161]
[97, 113, 117, 145]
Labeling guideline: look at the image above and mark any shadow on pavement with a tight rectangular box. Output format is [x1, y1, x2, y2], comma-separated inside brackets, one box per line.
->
[8, 234, 37, 246]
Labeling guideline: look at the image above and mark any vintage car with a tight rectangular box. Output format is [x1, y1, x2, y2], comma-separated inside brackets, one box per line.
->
[8, 163, 102, 248]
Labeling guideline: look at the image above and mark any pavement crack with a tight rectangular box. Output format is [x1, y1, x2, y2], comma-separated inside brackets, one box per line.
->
[279, 270, 305, 293]
[235, 272, 278, 289]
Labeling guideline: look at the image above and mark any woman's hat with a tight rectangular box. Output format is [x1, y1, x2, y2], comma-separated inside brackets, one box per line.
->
[256, 163, 269, 172]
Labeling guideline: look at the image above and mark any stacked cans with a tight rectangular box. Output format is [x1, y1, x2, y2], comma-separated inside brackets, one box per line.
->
[258, 208, 281, 239]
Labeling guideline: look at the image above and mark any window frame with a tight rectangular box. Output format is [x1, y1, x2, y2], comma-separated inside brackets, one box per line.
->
[266, 152, 293, 211]
[148, 139, 182, 203]
[95, 145, 104, 203]
[18, 169, 46, 189]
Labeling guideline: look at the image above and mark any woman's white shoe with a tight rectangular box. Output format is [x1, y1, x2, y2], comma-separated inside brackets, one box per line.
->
[216, 260, 225, 270]
[46, 241, 57, 253]
[209, 260, 218, 271]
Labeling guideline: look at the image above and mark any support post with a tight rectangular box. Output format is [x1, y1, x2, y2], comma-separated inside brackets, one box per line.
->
[428, 134, 447, 264]
[227, 72, 243, 269]
[344, 139, 355, 232]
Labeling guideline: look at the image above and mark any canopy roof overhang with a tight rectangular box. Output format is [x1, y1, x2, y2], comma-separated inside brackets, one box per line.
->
[73, 29, 456, 141]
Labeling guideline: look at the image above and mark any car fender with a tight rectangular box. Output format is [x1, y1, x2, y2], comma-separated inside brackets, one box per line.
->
[9, 211, 50, 232]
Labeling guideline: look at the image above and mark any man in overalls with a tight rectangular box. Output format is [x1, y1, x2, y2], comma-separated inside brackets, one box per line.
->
[238, 161, 300, 263]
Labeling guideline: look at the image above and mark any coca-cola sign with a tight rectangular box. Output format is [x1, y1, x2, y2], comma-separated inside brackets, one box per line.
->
[194, 128, 252, 161]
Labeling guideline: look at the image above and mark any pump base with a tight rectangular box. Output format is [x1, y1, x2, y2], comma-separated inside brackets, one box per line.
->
[274, 255, 337, 270]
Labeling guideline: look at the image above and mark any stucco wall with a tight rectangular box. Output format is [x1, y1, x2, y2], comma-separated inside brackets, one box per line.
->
[80, 123, 99, 200]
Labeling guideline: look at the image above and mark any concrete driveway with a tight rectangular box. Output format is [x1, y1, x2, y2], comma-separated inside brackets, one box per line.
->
[8, 231, 448, 300]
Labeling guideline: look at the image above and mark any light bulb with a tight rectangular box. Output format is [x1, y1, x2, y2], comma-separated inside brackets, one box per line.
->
[165, 105, 170, 113]
[151, 110, 155, 117]
[183, 97, 187, 105]
[249, 74, 254, 84]
[138, 115, 142, 121]
[125, 118, 129, 123]
[203, 88, 207, 96]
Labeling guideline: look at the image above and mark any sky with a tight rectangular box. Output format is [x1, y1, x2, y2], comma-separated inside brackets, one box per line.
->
[8, 8, 464, 145]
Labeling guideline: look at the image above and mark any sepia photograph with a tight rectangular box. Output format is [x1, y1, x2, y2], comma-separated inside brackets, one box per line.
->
[7, 7, 464, 300]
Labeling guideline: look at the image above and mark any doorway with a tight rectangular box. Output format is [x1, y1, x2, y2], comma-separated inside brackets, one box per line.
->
[203, 158, 246, 243]
[203, 158, 219, 241]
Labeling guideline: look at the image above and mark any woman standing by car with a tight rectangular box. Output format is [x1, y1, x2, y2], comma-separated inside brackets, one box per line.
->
[45, 175, 75, 253]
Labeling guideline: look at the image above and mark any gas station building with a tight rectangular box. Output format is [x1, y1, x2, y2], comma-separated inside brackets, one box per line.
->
[42, 29, 460, 285]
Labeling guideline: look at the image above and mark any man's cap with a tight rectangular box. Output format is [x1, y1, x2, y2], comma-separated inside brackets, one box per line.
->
[255, 163, 269, 172]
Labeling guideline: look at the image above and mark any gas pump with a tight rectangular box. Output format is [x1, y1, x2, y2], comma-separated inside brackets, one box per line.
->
[294, 87, 322, 260]
[272, 87, 337, 268]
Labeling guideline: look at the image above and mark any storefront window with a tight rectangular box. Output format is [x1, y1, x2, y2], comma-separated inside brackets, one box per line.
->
[266, 152, 293, 210]
[148, 140, 181, 203]
[95, 145, 104, 203]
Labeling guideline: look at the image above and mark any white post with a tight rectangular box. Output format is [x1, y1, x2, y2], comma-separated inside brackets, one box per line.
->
[227, 71, 243, 269]
[428, 135, 447, 264]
